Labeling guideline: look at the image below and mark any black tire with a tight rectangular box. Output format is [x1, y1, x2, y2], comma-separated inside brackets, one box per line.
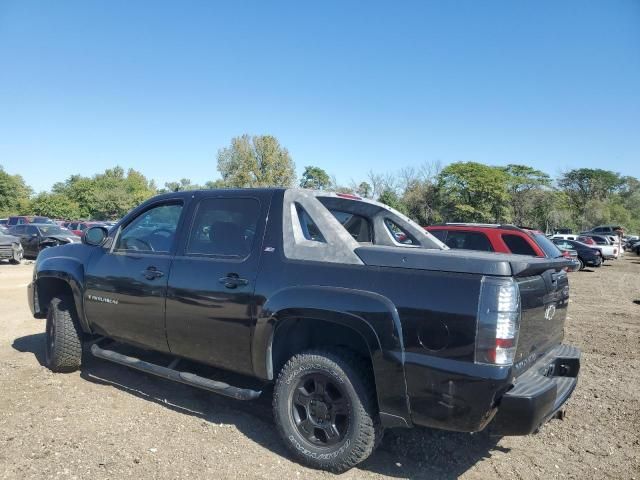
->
[9, 250, 22, 265]
[577, 258, 585, 271]
[44, 296, 82, 373]
[273, 349, 381, 473]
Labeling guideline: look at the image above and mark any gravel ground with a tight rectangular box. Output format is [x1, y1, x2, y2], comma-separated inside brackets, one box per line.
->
[0, 256, 638, 479]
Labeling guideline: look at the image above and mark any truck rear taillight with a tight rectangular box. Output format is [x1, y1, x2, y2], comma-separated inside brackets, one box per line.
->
[475, 277, 521, 366]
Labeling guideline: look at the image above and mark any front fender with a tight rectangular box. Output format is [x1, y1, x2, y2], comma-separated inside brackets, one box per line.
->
[34, 252, 90, 333]
[253, 285, 412, 428]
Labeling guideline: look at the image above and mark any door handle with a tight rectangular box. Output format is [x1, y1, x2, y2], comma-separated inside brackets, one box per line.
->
[141, 266, 164, 280]
[219, 273, 249, 289]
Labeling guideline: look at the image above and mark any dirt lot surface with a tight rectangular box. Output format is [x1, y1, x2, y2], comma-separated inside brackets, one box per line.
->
[1, 257, 639, 480]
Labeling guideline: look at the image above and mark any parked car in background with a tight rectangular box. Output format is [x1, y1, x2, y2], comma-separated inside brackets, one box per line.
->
[551, 238, 602, 270]
[6, 216, 54, 226]
[0, 229, 23, 264]
[578, 234, 618, 259]
[584, 225, 624, 235]
[425, 224, 566, 259]
[9, 224, 81, 258]
[67, 221, 107, 237]
[0, 219, 7, 226]
[551, 234, 579, 241]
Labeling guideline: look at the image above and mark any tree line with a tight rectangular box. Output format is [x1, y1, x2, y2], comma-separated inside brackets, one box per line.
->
[1, 133, 638, 233]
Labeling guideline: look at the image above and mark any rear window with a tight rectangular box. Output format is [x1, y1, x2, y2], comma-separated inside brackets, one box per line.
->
[502, 234, 537, 256]
[533, 233, 563, 258]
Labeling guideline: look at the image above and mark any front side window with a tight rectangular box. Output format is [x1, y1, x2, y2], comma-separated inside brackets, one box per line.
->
[26, 226, 39, 236]
[187, 197, 260, 257]
[502, 234, 537, 256]
[115, 203, 183, 253]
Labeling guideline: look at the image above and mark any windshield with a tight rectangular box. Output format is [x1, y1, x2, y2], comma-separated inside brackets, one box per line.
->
[534, 233, 563, 258]
[38, 226, 70, 236]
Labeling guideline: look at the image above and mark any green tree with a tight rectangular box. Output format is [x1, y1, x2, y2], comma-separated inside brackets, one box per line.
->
[402, 181, 441, 225]
[217, 134, 296, 187]
[438, 162, 510, 222]
[501, 164, 551, 226]
[29, 192, 81, 219]
[557, 168, 623, 217]
[300, 166, 331, 190]
[163, 178, 201, 192]
[0, 165, 32, 216]
[51, 167, 156, 220]
[356, 182, 372, 198]
[377, 188, 407, 213]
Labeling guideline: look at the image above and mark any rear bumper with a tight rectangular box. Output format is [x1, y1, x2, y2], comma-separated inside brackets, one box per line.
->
[584, 256, 601, 267]
[490, 344, 580, 435]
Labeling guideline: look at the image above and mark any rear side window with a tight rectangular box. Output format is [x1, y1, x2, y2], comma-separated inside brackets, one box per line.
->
[502, 234, 537, 256]
[13, 225, 26, 234]
[296, 204, 325, 242]
[429, 230, 447, 242]
[187, 197, 260, 257]
[445, 231, 493, 252]
[26, 226, 39, 235]
[384, 219, 418, 245]
[329, 210, 372, 243]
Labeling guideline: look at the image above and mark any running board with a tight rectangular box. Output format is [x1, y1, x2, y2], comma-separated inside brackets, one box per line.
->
[90, 344, 261, 401]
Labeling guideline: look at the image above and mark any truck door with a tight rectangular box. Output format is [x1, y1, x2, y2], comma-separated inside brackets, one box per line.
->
[84, 200, 185, 352]
[165, 192, 270, 375]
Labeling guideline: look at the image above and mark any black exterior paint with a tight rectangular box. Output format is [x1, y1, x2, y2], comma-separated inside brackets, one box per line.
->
[28, 188, 580, 434]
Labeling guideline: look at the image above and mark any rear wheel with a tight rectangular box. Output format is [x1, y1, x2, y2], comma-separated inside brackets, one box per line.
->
[273, 349, 381, 473]
[577, 258, 585, 270]
[44, 296, 82, 373]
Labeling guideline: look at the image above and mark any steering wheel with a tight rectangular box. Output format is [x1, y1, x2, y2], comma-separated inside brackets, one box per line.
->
[125, 237, 154, 252]
[153, 227, 174, 237]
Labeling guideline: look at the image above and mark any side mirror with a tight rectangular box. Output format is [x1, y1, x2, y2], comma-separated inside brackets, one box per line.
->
[83, 226, 108, 246]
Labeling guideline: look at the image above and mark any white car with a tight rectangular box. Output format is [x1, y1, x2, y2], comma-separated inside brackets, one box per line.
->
[578, 234, 619, 259]
[551, 234, 579, 241]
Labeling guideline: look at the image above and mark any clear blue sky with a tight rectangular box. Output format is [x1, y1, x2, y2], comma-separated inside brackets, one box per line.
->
[1, 1, 638, 193]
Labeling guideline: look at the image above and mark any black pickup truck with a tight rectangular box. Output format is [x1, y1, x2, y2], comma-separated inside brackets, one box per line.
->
[28, 188, 580, 472]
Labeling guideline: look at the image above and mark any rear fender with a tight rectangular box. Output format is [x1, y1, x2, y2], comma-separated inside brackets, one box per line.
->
[253, 285, 412, 428]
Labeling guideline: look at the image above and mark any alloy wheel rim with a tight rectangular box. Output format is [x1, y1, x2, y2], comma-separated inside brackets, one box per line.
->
[291, 372, 351, 447]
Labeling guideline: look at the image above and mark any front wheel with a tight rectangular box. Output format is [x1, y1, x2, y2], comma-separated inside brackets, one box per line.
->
[9, 249, 22, 264]
[273, 349, 381, 473]
[577, 258, 585, 271]
[44, 296, 83, 373]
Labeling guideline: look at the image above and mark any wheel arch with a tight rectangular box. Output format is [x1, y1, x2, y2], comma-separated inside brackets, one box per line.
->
[33, 257, 90, 333]
[253, 286, 412, 428]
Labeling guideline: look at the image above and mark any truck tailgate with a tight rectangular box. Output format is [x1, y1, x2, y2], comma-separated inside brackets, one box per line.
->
[513, 269, 570, 375]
